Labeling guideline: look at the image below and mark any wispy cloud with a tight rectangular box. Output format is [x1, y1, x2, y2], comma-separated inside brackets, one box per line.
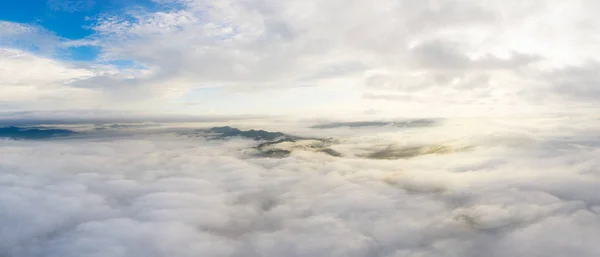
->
[47, 0, 95, 12]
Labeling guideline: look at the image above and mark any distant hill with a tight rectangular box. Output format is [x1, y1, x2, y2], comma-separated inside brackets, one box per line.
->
[0, 126, 77, 140]
[208, 126, 288, 140]
[184, 126, 301, 141]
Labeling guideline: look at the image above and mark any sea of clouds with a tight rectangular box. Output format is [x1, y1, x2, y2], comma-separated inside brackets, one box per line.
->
[2, 116, 600, 257]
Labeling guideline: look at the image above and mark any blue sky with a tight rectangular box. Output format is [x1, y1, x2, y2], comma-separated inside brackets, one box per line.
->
[2, 0, 99, 39]
[0, 0, 177, 61]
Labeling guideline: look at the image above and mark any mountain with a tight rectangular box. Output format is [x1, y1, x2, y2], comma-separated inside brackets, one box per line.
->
[183, 126, 299, 141]
[0, 126, 77, 140]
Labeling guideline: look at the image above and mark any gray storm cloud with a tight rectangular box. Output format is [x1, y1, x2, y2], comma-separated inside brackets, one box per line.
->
[2, 117, 600, 256]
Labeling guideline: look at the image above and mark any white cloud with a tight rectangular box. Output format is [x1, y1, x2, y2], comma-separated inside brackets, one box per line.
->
[2, 117, 600, 256]
[3, 0, 600, 116]
[0, 49, 100, 110]
[74, 0, 600, 116]
[0, 21, 59, 54]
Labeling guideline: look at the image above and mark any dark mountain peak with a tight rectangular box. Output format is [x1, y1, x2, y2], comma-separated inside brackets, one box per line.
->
[204, 126, 292, 141]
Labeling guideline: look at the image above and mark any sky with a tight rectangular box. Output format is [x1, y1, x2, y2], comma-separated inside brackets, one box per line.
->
[5, 2, 600, 255]
[2, 0, 600, 119]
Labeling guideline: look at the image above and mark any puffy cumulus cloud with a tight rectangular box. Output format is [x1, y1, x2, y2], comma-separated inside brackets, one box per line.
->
[0, 22, 171, 112]
[0, 49, 102, 110]
[0, 22, 110, 111]
[45, 0, 594, 116]
[2, 117, 600, 256]
[0, 21, 60, 54]
[0, 49, 177, 112]
[3, 0, 600, 116]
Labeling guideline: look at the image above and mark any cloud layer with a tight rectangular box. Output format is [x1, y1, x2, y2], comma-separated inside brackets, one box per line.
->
[2, 0, 600, 116]
[2, 117, 600, 256]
